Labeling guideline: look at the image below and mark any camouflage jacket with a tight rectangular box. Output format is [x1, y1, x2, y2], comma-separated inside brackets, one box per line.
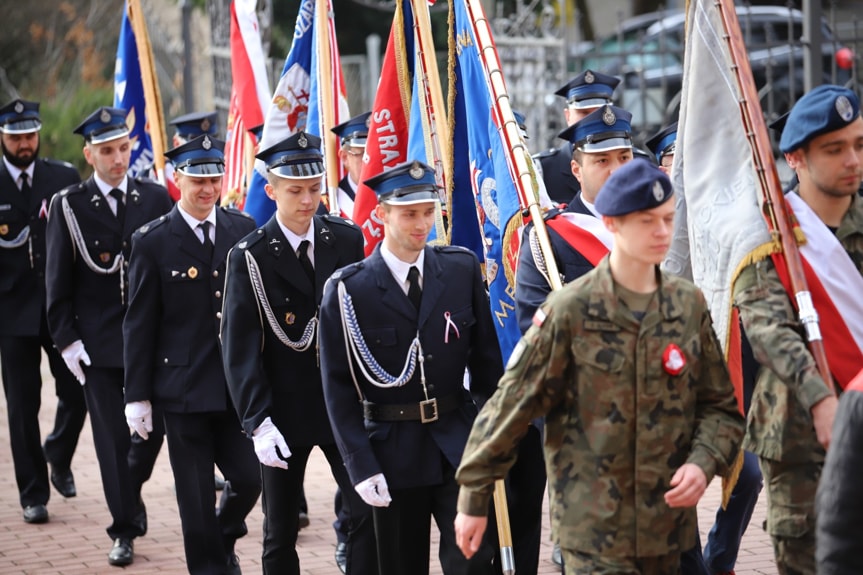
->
[736, 192, 863, 462]
[456, 257, 743, 557]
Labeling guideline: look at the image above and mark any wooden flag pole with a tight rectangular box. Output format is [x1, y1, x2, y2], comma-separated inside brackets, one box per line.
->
[315, 0, 341, 215]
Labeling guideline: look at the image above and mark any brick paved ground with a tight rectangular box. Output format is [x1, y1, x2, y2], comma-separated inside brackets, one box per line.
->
[0, 367, 779, 574]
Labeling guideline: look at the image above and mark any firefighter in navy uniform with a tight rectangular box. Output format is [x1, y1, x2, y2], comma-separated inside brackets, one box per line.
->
[0, 98, 86, 524]
[123, 134, 260, 575]
[222, 131, 377, 575]
[45, 106, 173, 566]
[534, 70, 620, 205]
[317, 111, 370, 219]
[319, 160, 502, 575]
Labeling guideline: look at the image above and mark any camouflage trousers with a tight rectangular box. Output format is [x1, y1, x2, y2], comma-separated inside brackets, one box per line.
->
[560, 548, 680, 575]
[759, 457, 821, 575]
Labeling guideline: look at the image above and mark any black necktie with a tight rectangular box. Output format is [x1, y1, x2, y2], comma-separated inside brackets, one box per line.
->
[199, 221, 214, 261]
[298, 240, 315, 288]
[109, 188, 126, 223]
[20, 172, 31, 195]
[407, 265, 422, 309]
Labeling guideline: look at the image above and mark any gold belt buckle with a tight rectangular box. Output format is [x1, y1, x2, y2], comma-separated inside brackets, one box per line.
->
[419, 398, 439, 423]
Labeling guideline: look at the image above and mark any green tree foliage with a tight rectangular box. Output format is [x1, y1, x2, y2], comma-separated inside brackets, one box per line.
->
[39, 85, 115, 174]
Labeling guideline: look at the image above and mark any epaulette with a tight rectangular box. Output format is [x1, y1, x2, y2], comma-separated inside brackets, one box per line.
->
[328, 260, 364, 283]
[321, 213, 359, 228]
[219, 205, 255, 220]
[42, 158, 76, 170]
[542, 207, 564, 221]
[134, 175, 161, 186]
[234, 227, 266, 251]
[533, 148, 556, 160]
[434, 245, 473, 256]
[59, 181, 87, 197]
[136, 215, 168, 236]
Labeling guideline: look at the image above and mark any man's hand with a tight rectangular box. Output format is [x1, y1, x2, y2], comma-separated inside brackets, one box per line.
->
[811, 394, 838, 451]
[124, 401, 153, 440]
[61, 340, 91, 385]
[664, 463, 707, 508]
[252, 417, 291, 469]
[354, 473, 392, 507]
[455, 513, 488, 559]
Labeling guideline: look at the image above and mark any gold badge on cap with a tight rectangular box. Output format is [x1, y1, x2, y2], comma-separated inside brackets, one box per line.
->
[298, 133, 308, 148]
[652, 181, 665, 202]
[202, 135, 212, 150]
[13, 101, 23, 114]
[409, 163, 425, 179]
[0, 224, 8, 236]
[100, 109, 112, 123]
[201, 117, 211, 132]
[285, 312, 296, 325]
[99, 252, 111, 263]
[836, 96, 854, 122]
[602, 106, 616, 126]
[187, 266, 198, 279]
[584, 70, 595, 84]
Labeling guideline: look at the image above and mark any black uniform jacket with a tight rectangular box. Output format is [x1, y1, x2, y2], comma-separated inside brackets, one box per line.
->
[222, 213, 364, 444]
[0, 158, 79, 337]
[535, 143, 581, 204]
[123, 204, 256, 413]
[515, 193, 599, 333]
[319, 244, 503, 490]
[46, 176, 172, 366]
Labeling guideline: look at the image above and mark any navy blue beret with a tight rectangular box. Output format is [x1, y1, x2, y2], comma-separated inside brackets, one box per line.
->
[595, 159, 673, 217]
[780, 85, 861, 153]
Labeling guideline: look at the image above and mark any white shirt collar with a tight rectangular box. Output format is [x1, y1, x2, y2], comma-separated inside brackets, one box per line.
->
[93, 173, 128, 197]
[581, 196, 601, 219]
[276, 216, 315, 255]
[177, 202, 216, 234]
[3, 157, 34, 189]
[380, 244, 425, 294]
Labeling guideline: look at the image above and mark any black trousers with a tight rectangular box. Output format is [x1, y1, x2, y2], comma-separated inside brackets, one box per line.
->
[261, 442, 377, 575]
[0, 323, 86, 508]
[163, 409, 261, 575]
[81, 366, 151, 539]
[374, 458, 495, 575]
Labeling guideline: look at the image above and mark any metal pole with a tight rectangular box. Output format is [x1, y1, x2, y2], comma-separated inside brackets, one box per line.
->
[181, 0, 195, 112]
[802, 0, 823, 93]
[365, 33, 381, 110]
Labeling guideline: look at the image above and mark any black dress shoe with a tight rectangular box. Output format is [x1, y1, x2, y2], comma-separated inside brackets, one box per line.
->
[334, 542, 347, 574]
[23, 504, 48, 524]
[50, 466, 77, 498]
[298, 511, 310, 530]
[226, 553, 242, 575]
[108, 538, 134, 566]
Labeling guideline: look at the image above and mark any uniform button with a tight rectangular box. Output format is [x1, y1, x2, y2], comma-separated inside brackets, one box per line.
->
[163, 358, 169, 364]
[212, 270, 219, 278]
[216, 311, 222, 319]
[425, 354, 433, 362]
[428, 384, 435, 392]
[215, 291, 222, 298]
[122, 241, 128, 248]
[94, 240, 100, 246]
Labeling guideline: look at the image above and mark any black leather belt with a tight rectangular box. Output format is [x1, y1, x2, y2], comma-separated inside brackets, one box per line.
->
[363, 392, 465, 424]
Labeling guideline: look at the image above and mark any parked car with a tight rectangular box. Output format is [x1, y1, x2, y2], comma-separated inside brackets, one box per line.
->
[572, 6, 856, 136]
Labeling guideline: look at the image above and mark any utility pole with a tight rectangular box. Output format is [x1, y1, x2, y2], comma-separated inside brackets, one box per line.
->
[181, 0, 195, 112]
[802, 0, 823, 93]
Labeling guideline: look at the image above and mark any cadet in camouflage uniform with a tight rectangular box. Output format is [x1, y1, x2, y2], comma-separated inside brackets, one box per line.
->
[455, 160, 744, 575]
[733, 85, 863, 575]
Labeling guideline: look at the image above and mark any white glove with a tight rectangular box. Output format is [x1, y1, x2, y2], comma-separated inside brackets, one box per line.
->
[125, 401, 153, 440]
[354, 473, 392, 507]
[252, 417, 291, 469]
[61, 340, 91, 385]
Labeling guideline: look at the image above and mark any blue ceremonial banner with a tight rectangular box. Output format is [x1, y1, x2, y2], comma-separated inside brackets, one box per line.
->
[244, 0, 315, 224]
[113, 1, 153, 177]
[450, 0, 523, 362]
